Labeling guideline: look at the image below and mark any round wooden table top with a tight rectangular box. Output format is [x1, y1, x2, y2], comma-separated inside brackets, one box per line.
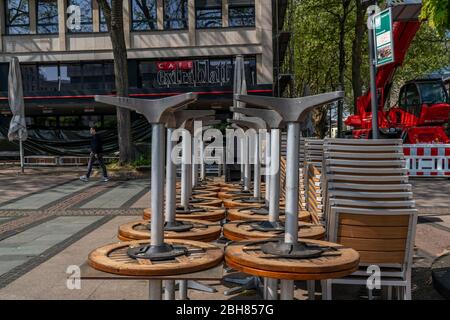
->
[197, 186, 221, 192]
[220, 187, 265, 193]
[89, 239, 224, 276]
[118, 219, 222, 242]
[176, 183, 221, 192]
[227, 208, 308, 222]
[223, 198, 266, 209]
[218, 191, 256, 200]
[173, 197, 223, 207]
[223, 221, 325, 241]
[191, 192, 219, 199]
[225, 239, 360, 281]
[143, 207, 225, 222]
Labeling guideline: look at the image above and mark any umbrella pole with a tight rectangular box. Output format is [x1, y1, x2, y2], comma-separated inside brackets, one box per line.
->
[181, 130, 190, 210]
[269, 129, 281, 223]
[265, 131, 271, 204]
[19, 138, 24, 173]
[253, 131, 260, 199]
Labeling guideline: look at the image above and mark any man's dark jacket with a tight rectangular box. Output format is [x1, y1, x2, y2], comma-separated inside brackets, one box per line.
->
[90, 134, 103, 154]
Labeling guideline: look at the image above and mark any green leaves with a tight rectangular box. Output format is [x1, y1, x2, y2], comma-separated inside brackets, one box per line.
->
[420, 0, 450, 36]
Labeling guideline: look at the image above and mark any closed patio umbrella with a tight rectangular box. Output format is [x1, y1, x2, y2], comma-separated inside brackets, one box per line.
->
[7, 57, 27, 173]
[233, 55, 247, 118]
[232, 55, 248, 181]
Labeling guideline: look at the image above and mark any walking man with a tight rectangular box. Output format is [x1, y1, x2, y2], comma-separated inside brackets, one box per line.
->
[80, 126, 108, 182]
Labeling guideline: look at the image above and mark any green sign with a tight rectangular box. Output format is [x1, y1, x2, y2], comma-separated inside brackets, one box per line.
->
[373, 8, 394, 67]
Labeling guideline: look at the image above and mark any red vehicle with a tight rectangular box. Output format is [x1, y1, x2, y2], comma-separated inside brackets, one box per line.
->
[344, 2, 450, 143]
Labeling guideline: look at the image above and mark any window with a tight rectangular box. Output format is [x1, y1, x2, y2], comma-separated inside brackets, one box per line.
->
[60, 64, 83, 90]
[398, 87, 407, 109]
[196, 0, 222, 29]
[35, 116, 57, 127]
[38, 65, 59, 91]
[81, 115, 101, 127]
[405, 83, 421, 117]
[0, 64, 9, 92]
[139, 61, 157, 88]
[104, 63, 115, 91]
[37, 0, 59, 34]
[229, 0, 255, 27]
[131, 0, 157, 31]
[5, 0, 30, 34]
[103, 115, 117, 128]
[21, 65, 38, 93]
[243, 57, 256, 85]
[164, 0, 188, 30]
[418, 82, 449, 104]
[67, 0, 93, 32]
[99, 0, 111, 32]
[59, 116, 81, 127]
[83, 63, 104, 89]
[18, 62, 115, 93]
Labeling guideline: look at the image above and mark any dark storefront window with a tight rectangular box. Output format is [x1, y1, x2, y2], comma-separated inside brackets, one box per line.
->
[138, 56, 256, 89]
[131, 0, 157, 31]
[59, 116, 81, 127]
[60, 64, 83, 90]
[196, 0, 222, 29]
[103, 115, 117, 128]
[81, 115, 101, 127]
[20, 62, 115, 93]
[21, 65, 38, 92]
[35, 116, 57, 127]
[25, 115, 116, 129]
[83, 63, 104, 89]
[38, 65, 59, 91]
[0, 64, 10, 92]
[229, 0, 255, 27]
[5, 0, 30, 34]
[67, 0, 93, 32]
[243, 57, 256, 86]
[99, 0, 111, 32]
[138, 62, 155, 89]
[104, 63, 115, 91]
[164, 0, 188, 30]
[37, 0, 59, 34]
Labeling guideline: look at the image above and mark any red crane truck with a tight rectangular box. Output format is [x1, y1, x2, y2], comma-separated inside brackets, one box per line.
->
[344, 1, 450, 143]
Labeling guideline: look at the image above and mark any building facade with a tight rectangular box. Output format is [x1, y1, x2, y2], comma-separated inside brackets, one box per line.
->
[0, 0, 290, 155]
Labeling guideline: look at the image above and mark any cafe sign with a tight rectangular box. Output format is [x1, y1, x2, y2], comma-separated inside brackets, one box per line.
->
[155, 59, 233, 88]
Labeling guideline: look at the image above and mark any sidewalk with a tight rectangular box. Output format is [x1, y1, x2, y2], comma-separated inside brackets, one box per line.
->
[0, 168, 448, 299]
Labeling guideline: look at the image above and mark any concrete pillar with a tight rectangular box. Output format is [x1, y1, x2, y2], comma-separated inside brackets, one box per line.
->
[257, 0, 273, 85]
[0, 0, 5, 52]
[29, 0, 37, 34]
[92, 0, 100, 32]
[188, 0, 195, 45]
[157, 0, 163, 30]
[222, 0, 228, 27]
[123, 0, 131, 48]
[57, 0, 67, 51]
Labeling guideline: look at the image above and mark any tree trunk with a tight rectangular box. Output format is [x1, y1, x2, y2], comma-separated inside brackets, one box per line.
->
[351, 0, 366, 114]
[312, 106, 329, 139]
[336, 0, 351, 137]
[98, 0, 133, 164]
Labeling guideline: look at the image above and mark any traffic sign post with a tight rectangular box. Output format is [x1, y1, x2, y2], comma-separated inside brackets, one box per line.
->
[367, 6, 395, 139]
[374, 8, 394, 67]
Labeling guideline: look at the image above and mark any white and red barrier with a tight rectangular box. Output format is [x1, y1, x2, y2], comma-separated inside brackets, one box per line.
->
[403, 144, 450, 177]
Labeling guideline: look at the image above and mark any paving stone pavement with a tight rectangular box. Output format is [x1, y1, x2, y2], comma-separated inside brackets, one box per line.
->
[0, 171, 448, 299]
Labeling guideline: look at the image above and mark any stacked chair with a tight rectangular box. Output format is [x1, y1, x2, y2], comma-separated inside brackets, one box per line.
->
[302, 139, 324, 224]
[320, 138, 418, 300]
